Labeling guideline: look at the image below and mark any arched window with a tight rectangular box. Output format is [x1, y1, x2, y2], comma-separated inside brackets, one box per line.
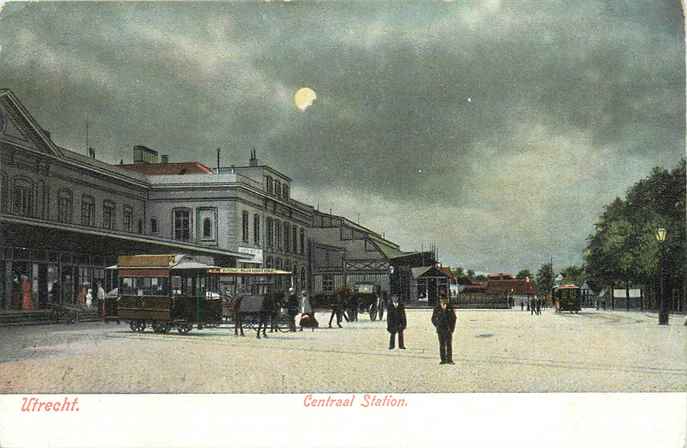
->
[253, 214, 260, 245]
[123, 206, 133, 232]
[203, 217, 212, 238]
[173, 208, 191, 241]
[283, 221, 290, 252]
[103, 200, 116, 230]
[57, 188, 72, 223]
[81, 195, 95, 226]
[13, 177, 34, 217]
[0, 172, 8, 213]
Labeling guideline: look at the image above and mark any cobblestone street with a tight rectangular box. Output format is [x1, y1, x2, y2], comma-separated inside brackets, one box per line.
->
[1, 309, 685, 393]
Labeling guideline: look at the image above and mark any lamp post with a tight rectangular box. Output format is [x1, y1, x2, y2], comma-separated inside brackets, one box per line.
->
[655, 227, 669, 325]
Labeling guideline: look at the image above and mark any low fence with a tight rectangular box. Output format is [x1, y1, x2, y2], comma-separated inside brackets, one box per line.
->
[453, 294, 510, 309]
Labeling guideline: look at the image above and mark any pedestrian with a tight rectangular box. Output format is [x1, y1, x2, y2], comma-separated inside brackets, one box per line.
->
[299, 290, 317, 331]
[386, 296, 407, 350]
[378, 291, 387, 321]
[536, 298, 542, 315]
[349, 293, 359, 322]
[257, 294, 273, 339]
[51, 281, 61, 306]
[85, 288, 93, 308]
[286, 288, 299, 332]
[520, 300, 524, 311]
[96, 282, 106, 318]
[270, 292, 283, 333]
[21, 275, 33, 311]
[431, 296, 457, 365]
[232, 295, 244, 336]
[329, 292, 344, 328]
[530, 298, 535, 315]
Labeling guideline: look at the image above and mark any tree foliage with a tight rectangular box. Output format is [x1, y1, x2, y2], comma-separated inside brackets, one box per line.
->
[584, 160, 685, 291]
[536, 263, 553, 295]
[516, 269, 533, 280]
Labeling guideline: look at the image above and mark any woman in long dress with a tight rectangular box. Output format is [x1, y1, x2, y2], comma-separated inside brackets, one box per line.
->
[298, 290, 317, 331]
[21, 275, 32, 311]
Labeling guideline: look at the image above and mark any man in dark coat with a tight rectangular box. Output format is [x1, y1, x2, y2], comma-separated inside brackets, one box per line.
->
[328, 294, 343, 328]
[386, 296, 407, 349]
[232, 295, 244, 336]
[286, 288, 299, 332]
[431, 296, 456, 364]
[270, 292, 283, 333]
[257, 294, 273, 339]
[536, 298, 542, 315]
[349, 294, 359, 322]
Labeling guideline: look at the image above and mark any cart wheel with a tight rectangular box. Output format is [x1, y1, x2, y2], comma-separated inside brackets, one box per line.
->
[369, 305, 378, 321]
[129, 321, 137, 332]
[177, 323, 192, 334]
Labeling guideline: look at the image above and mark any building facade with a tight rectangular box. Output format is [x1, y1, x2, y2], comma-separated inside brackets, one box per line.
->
[308, 210, 406, 298]
[0, 90, 247, 310]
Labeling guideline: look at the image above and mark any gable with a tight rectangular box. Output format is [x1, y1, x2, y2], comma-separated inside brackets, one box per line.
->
[0, 90, 62, 158]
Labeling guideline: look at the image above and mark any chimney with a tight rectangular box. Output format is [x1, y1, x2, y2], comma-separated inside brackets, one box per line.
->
[161, 155, 169, 164]
[249, 148, 258, 167]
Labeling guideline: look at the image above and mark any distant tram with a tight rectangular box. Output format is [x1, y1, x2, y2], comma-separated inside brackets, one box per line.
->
[553, 284, 581, 313]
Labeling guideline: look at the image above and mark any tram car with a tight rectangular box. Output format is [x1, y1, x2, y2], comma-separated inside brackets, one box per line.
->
[113, 254, 223, 334]
[553, 284, 581, 313]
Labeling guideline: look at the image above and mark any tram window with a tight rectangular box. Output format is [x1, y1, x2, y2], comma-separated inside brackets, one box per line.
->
[120, 277, 168, 296]
[171, 276, 182, 296]
[120, 278, 135, 295]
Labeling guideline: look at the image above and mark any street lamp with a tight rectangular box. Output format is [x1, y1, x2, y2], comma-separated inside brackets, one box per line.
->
[655, 227, 669, 325]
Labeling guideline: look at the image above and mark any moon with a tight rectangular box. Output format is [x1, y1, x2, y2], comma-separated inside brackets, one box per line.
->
[294, 87, 317, 111]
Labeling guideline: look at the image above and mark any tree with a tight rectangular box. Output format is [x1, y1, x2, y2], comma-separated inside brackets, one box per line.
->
[584, 160, 686, 307]
[466, 269, 475, 280]
[516, 269, 533, 280]
[536, 263, 553, 296]
[560, 265, 584, 286]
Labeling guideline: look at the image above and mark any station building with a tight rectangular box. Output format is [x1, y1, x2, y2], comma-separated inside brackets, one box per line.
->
[1, 88, 413, 312]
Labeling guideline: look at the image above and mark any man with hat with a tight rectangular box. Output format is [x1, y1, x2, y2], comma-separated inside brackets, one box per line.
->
[286, 287, 299, 332]
[386, 295, 407, 349]
[431, 296, 456, 364]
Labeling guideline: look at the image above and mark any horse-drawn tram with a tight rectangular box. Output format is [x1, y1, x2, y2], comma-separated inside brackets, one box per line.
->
[108, 255, 294, 334]
[114, 254, 223, 334]
[553, 284, 582, 313]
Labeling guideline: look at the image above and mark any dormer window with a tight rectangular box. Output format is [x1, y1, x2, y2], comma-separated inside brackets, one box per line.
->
[275, 180, 281, 197]
[266, 176, 274, 194]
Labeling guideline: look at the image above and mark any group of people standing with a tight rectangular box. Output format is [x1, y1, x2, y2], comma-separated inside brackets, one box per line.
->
[521, 297, 543, 315]
[232, 288, 317, 339]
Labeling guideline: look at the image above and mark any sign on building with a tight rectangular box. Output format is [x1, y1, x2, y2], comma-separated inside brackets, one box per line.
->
[238, 247, 263, 265]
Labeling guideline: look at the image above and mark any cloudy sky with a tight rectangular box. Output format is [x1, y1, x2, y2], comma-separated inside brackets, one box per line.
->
[0, 1, 684, 273]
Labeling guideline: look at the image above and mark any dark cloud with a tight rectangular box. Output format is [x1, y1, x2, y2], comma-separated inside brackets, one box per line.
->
[0, 1, 683, 272]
